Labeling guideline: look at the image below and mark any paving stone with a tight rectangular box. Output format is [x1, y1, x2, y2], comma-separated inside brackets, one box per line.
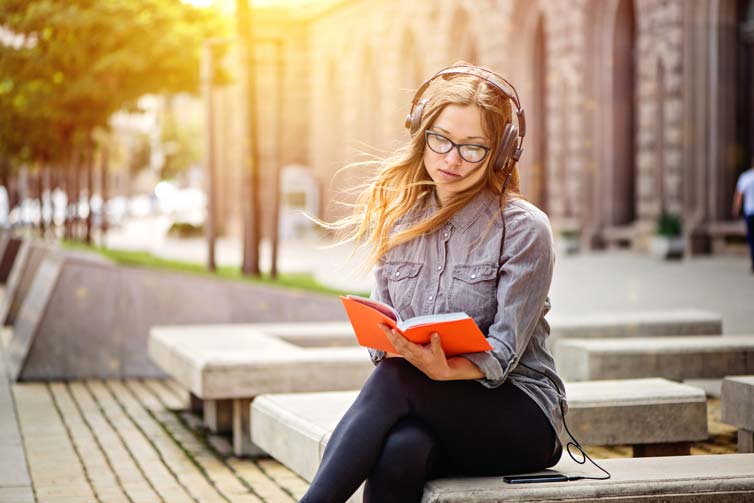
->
[66, 381, 160, 502]
[11, 383, 96, 500]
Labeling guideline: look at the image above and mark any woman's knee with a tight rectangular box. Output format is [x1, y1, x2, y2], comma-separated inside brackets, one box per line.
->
[369, 418, 437, 485]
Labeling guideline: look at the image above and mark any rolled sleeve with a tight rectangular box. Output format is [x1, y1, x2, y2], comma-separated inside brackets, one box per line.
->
[461, 210, 555, 388]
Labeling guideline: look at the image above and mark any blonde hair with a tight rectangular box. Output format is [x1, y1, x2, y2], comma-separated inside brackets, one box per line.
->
[321, 63, 524, 268]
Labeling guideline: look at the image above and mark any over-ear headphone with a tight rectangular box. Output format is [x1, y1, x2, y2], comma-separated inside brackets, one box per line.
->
[405, 64, 526, 174]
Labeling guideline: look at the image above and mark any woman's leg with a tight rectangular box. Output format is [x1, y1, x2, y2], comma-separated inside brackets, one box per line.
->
[299, 357, 558, 503]
[363, 416, 442, 503]
[299, 358, 423, 503]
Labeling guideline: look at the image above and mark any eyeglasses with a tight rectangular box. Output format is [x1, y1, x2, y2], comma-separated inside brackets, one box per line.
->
[425, 130, 490, 164]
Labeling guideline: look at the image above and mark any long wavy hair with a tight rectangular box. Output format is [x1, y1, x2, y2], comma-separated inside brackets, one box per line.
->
[320, 64, 524, 268]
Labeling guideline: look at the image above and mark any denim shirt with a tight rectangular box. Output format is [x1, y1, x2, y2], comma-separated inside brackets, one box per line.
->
[368, 190, 568, 444]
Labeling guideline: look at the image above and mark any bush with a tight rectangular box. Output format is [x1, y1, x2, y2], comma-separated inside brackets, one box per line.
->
[656, 212, 682, 237]
[167, 222, 205, 238]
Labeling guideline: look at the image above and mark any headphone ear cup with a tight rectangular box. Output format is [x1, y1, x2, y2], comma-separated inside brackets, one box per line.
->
[495, 124, 518, 171]
[406, 98, 429, 136]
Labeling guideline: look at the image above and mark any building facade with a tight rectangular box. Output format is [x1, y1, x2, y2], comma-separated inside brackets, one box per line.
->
[212, 0, 754, 253]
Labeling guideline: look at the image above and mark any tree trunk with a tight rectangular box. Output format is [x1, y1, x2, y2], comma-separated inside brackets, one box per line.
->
[270, 40, 283, 279]
[100, 145, 109, 243]
[64, 147, 78, 240]
[85, 135, 95, 245]
[237, 0, 261, 277]
[202, 43, 217, 272]
[36, 167, 46, 237]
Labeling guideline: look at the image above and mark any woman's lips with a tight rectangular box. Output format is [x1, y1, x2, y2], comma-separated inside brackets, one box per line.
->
[438, 169, 462, 179]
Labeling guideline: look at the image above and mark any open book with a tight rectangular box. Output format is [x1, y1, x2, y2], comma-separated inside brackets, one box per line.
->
[340, 295, 492, 356]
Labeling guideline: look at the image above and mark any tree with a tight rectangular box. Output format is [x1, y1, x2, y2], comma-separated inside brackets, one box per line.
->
[0, 0, 228, 241]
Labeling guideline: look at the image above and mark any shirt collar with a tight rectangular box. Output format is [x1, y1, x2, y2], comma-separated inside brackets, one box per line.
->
[424, 189, 500, 233]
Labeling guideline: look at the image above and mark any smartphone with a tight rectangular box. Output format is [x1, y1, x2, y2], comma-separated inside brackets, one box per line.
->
[503, 473, 569, 484]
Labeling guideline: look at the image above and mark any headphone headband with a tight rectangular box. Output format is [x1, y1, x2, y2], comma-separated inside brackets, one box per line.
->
[405, 64, 526, 171]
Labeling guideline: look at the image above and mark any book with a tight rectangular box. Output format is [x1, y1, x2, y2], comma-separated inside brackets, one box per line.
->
[340, 294, 493, 356]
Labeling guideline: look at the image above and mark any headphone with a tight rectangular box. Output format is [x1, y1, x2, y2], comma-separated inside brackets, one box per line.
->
[404, 64, 527, 175]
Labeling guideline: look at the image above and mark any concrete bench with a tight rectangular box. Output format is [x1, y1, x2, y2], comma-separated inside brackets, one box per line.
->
[722, 375, 754, 453]
[150, 313, 722, 456]
[556, 335, 754, 381]
[250, 386, 754, 502]
[149, 322, 371, 455]
[547, 309, 722, 342]
[419, 454, 754, 502]
[704, 220, 747, 254]
[250, 377, 708, 482]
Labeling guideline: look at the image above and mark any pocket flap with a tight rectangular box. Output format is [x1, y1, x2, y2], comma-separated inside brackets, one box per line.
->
[451, 263, 497, 283]
[383, 261, 422, 280]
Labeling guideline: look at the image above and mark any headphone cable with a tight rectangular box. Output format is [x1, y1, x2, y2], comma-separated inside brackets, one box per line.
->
[517, 361, 612, 481]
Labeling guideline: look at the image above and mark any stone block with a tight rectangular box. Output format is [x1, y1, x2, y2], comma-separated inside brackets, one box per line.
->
[0, 236, 22, 284]
[556, 336, 754, 381]
[721, 375, 754, 430]
[148, 323, 370, 400]
[0, 241, 55, 326]
[563, 378, 707, 446]
[548, 309, 722, 341]
[6, 253, 346, 381]
[721, 375, 754, 453]
[421, 453, 754, 502]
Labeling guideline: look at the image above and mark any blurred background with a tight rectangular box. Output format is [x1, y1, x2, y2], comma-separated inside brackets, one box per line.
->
[1, 0, 753, 287]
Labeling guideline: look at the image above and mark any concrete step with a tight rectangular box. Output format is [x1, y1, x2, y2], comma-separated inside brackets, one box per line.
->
[548, 309, 722, 340]
[721, 375, 754, 453]
[555, 335, 754, 381]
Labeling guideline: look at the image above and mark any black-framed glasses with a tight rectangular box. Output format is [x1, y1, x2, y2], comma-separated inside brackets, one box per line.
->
[425, 130, 490, 163]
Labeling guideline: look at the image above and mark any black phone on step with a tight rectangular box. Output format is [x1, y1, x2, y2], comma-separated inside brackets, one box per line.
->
[503, 473, 569, 484]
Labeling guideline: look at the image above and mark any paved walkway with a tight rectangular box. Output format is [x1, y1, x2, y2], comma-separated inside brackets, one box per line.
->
[2, 375, 309, 502]
[103, 216, 754, 334]
[0, 375, 738, 503]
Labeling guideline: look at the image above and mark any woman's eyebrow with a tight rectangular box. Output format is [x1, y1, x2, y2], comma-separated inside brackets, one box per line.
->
[434, 126, 487, 142]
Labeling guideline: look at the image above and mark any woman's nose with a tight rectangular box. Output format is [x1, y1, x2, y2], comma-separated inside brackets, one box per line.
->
[444, 146, 462, 165]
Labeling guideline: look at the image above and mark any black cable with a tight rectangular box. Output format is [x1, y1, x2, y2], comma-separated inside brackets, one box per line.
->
[517, 361, 611, 481]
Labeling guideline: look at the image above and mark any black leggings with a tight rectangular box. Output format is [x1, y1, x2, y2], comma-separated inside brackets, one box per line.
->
[299, 357, 561, 503]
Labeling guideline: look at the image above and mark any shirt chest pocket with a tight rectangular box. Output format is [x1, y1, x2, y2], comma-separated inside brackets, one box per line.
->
[384, 261, 423, 313]
[448, 263, 498, 321]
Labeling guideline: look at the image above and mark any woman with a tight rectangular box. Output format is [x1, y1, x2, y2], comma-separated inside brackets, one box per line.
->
[300, 63, 567, 503]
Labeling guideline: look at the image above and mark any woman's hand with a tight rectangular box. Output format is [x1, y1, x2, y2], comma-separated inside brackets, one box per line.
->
[378, 324, 450, 380]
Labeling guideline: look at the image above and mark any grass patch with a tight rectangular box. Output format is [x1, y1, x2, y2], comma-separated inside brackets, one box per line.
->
[62, 240, 369, 297]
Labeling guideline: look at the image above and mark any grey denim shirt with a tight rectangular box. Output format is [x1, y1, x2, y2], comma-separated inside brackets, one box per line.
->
[368, 189, 568, 446]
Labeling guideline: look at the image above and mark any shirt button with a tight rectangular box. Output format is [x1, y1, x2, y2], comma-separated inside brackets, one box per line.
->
[429, 295, 433, 301]
[471, 274, 477, 279]
[395, 271, 400, 276]
[437, 265, 442, 271]
[444, 232, 449, 238]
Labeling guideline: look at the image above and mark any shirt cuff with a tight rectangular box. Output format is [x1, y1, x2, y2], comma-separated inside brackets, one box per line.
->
[368, 348, 385, 365]
[459, 350, 507, 388]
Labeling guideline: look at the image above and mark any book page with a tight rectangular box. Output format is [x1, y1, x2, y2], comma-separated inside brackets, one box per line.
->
[397, 312, 469, 331]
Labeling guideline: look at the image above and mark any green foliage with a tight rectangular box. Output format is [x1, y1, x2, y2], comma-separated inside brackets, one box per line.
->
[160, 102, 202, 180]
[167, 221, 204, 238]
[0, 0, 229, 167]
[559, 228, 580, 239]
[61, 240, 368, 298]
[656, 211, 682, 237]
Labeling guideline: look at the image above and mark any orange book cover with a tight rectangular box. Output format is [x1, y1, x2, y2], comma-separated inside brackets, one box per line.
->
[340, 295, 493, 356]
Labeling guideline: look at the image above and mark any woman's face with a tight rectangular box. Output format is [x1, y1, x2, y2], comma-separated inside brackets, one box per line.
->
[423, 104, 491, 206]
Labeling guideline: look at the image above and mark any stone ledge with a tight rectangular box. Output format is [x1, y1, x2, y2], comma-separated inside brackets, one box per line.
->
[556, 335, 754, 381]
[422, 453, 754, 502]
